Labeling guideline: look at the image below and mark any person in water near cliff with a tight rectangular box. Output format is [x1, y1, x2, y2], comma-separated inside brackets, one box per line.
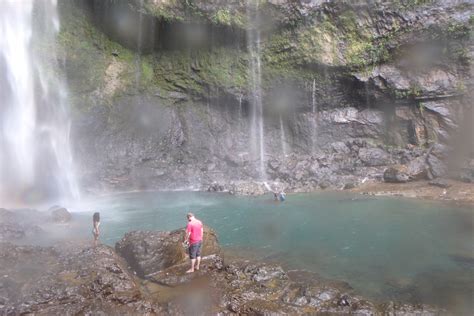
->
[279, 191, 286, 202]
[184, 212, 203, 273]
[92, 212, 100, 246]
[273, 191, 286, 202]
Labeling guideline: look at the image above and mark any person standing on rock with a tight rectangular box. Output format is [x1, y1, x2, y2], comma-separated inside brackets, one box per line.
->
[92, 212, 100, 246]
[184, 212, 203, 273]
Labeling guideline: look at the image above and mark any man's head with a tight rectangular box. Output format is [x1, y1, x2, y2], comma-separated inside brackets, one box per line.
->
[187, 212, 195, 221]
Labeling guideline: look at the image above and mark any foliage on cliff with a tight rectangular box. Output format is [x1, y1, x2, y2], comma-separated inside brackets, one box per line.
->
[57, 0, 473, 107]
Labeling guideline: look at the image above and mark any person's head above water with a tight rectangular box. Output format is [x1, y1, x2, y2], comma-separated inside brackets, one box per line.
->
[187, 212, 195, 221]
[93, 212, 100, 222]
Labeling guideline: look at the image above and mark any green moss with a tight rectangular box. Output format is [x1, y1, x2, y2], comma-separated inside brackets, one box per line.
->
[211, 9, 246, 28]
[151, 48, 249, 95]
[144, 0, 248, 27]
[391, 82, 424, 100]
[455, 80, 466, 93]
[263, 18, 341, 68]
[446, 21, 472, 39]
[140, 57, 155, 87]
[144, 0, 183, 22]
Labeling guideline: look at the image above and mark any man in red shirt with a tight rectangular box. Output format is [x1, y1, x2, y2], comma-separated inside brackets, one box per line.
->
[184, 212, 203, 273]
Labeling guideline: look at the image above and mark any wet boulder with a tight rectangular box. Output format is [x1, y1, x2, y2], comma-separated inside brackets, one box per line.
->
[228, 181, 266, 195]
[429, 178, 451, 188]
[0, 223, 26, 241]
[406, 156, 429, 180]
[384, 165, 410, 183]
[148, 254, 224, 287]
[459, 167, 474, 183]
[49, 206, 72, 223]
[0, 209, 44, 242]
[115, 226, 220, 277]
[207, 182, 225, 192]
[427, 154, 447, 178]
[0, 242, 160, 315]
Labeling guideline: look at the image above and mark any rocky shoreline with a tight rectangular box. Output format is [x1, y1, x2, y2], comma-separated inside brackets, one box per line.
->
[205, 178, 474, 207]
[353, 179, 474, 206]
[0, 231, 441, 315]
[0, 225, 445, 315]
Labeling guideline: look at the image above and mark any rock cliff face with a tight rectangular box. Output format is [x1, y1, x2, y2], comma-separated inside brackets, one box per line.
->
[56, 0, 473, 194]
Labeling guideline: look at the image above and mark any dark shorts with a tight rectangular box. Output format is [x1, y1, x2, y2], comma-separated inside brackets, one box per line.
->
[188, 241, 202, 259]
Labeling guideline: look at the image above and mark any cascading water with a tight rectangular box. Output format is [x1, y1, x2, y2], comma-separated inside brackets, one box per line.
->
[246, 0, 266, 179]
[279, 115, 288, 156]
[134, 0, 144, 88]
[311, 78, 318, 153]
[0, 0, 79, 206]
[312, 79, 317, 114]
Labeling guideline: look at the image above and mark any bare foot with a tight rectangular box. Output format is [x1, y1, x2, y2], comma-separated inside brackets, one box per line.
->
[195, 266, 200, 271]
[186, 269, 194, 273]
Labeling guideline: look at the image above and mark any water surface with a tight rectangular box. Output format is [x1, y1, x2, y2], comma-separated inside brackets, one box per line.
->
[43, 191, 473, 314]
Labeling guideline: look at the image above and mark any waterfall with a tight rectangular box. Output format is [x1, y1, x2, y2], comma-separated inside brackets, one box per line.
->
[0, 0, 79, 206]
[238, 94, 243, 121]
[311, 78, 318, 153]
[279, 115, 288, 157]
[246, 0, 266, 179]
[312, 79, 317, 114]
[134, 0, 144, 88]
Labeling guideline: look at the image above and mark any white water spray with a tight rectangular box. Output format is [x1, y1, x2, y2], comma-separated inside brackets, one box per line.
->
[246, 0, 266, 179]
[0, 0, 80, 206]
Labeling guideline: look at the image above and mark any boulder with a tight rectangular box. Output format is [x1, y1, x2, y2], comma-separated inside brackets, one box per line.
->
[359, 148, 391, 167]
[207, 182, 225, 192]
[331, 142, 350, 154]
[384, 165, 409, 183]
[49, 206, 72, 223]
[115, 226, 220, 277]
[427, 154, 447, 178]
[458, 167, 474, 183]
[406, 156, 428, 180]
[0, 209, 44, 241]
[429, 179, 451, 188]
[228, 181, 266, 196]
[0, 242, 160, 315]
[0, 223, 26, 241]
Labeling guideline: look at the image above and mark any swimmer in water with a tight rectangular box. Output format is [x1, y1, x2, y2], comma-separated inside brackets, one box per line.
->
[279, 191, 286, 202]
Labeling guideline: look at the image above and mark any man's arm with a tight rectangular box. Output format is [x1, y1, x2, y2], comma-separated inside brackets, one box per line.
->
[184, 224, 191, 243]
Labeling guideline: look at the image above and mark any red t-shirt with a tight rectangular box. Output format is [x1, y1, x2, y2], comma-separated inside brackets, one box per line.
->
[186, 219, 203, 244]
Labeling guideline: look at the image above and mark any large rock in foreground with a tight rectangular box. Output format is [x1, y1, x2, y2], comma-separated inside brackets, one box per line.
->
[0, 208, 44, 242]
[115, 226, 220, 277]
[0, 242, 161, 315]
